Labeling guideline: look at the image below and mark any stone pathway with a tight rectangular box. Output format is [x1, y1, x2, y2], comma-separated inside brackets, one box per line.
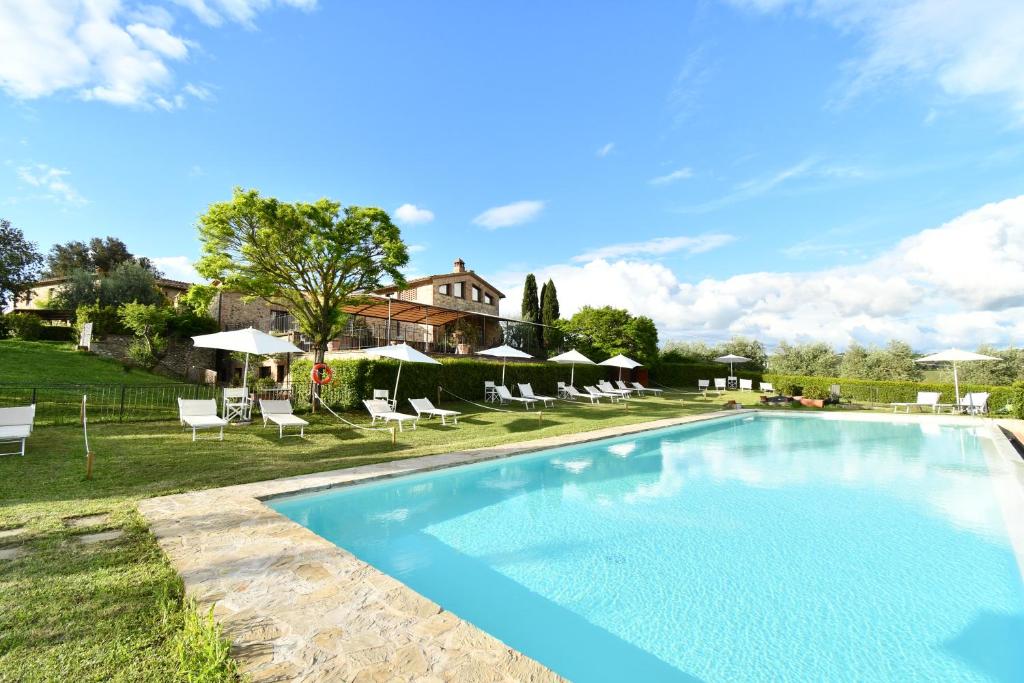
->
[65, 513, 111, 528]
[0, 545, 28, 561]
[76, 529, 125, 545]
[0, 526, 25, 540]
[139, 410, 739, 682]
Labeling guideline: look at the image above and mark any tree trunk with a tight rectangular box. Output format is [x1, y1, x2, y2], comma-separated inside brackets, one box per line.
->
[311, 344, 326, 413]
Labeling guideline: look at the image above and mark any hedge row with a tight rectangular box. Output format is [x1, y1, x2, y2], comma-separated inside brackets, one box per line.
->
[764, 372, 1024, 417]
[290, 357, 615, 410]
[649, 362, 763, 388]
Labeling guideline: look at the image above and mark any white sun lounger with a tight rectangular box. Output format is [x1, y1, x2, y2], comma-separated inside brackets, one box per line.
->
[739, 378, 753, 391]
[585, 385, 620, 402]
[564, 385, 600, 403]
[259, 399, 308, 438]
[714, 378, 727, 391]
[759, 382, 774, 394]
[496, 385, 535, 409]
[599, 381, 632, 398]
[890, 391, 942, 414]
[518, 383, 555, 407]
[373, 389, 397, 410]
[409, 398, 460, 425]
[0, 404, 35, 457]
[178, 398, 227, 441]
[954, 392, 989, 415]
[629, 381, 663, 396]
[363, 399, 418, 431]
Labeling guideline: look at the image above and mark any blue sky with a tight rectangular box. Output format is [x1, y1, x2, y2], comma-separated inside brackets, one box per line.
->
[3, 0, 1024, 348]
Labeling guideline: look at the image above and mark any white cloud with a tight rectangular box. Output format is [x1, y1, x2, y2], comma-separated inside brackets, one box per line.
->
[407, 244, 427, 254]
[649, 167, 694, 185]
[681, 158, 817, 212]
[173, 0, 316, 28]
[500, 195, 1024, 350]
[473, 200, 545, 229]
[0, 0, 310, 108]
[150, 256, 202, 282]
[16, 163, 86, 205]
[394, 203, 435, 224]
[596, 142, 615, 157]
[727, 0, 1024, 118]
[573, 234, 735, 262]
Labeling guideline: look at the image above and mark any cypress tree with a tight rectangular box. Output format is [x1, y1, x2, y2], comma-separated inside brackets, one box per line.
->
[521, 273, 540, 324]
[541, 278, 561, 349]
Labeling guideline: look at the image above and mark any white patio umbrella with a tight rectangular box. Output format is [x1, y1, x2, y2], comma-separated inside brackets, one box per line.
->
[478, 344, 532, 385]
[599, 353, 643, 381]
[914, 349, 999, 406]
[363, 343, 441, 402]
[549, 348, 595, 386]
[714, 354, 751, 375]
[192, 327, 303, 386]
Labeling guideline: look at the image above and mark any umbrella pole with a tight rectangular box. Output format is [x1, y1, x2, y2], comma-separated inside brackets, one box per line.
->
[953, 361, 960, 406]
[502, 360, 507, 386]
[394, 360, 403, 404]
[570, 364, 575, 387]
[242, 352, 250, 387]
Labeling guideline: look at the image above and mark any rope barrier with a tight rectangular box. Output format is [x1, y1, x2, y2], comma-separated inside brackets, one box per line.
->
[312, 394, 395, 433]
[439, 387, 517, 413]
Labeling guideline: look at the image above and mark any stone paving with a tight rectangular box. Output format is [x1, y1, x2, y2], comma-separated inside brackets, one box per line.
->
[139, 410, 739, 682]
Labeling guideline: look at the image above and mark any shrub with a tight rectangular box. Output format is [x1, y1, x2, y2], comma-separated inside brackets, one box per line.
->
[290, 356, 613, 411]
[166, 309, 219, 338]
[649, 362, 762, 388]
[5, 312, 44, 340]
[119, 303, 172, 369]
[76, 303, 127, 337]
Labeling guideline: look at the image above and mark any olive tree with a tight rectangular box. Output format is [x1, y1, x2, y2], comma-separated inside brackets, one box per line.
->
[196, 188, 409, 370]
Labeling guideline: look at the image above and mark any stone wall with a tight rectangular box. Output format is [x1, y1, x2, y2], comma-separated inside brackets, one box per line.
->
[209, 290, 284, 332]
[89, 335, 216, 383]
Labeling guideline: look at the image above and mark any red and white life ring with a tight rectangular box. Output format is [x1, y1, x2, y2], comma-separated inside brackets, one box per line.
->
[311, 363, 333, 385]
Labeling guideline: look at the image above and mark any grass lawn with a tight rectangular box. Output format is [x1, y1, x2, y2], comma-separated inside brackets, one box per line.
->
[0, 389, 757, 681]
[0, 340, 172, 385]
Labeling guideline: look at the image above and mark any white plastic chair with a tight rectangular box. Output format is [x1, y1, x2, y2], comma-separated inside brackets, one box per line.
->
[373, 389, 396, 410]
[714, 378, 727, 392]
[739, 378, 753, 391]
[222, 387, 251, 423]
[698, 379, 710, 393]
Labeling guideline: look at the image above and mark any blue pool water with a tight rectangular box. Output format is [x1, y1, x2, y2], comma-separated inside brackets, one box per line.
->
[270, 414, 1024, 682]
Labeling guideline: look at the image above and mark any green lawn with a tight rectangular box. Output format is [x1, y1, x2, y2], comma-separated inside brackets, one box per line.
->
[0, 340, 171, 385]
[0, 389, 753, 681]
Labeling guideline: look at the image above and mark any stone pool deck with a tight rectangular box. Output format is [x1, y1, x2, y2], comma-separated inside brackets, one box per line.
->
[139, 409, 739, 682]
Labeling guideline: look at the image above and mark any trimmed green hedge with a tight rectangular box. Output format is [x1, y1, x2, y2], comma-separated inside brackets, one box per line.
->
[764, 372, 1024, 416]
[290, 357, 613, 410]
[649, 362, 763, 388]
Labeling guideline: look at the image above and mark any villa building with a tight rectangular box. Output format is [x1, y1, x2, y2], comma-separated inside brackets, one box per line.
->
[13, 274, 192, 322]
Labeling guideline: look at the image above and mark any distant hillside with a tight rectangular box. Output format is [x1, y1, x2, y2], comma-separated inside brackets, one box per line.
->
[0, 341, 173, 385]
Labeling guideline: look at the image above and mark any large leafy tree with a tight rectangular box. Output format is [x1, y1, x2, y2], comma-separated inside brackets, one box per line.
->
[54, 261, 163, 311]
[45, 236, 160, 277]
[558, 305, 659, 365]
[540, 278, 561, 350]
[195, 188, 409, 366]
[839, 340, 922, 381]
[719, 336, 768, 371]
[0, 219, 43, 310]
[769, 341, 841, 376]
[520, 273, 540, 324]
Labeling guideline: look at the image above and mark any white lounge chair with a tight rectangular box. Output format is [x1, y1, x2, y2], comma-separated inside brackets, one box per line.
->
[564, 385, 600, 403]
[629, 381, 663, 396]
[0, 404, 35, 457]
[259, 399, 308, 438]
[955, 392, 990, 415]
[363, 399, 418, 431]
[739, 378, 753, 391]
[178, 398, 228, 441]
[759, 382, 774, 394]
[409, 398, 460, 425]
[698, 379, 710, 393]
[518, 383, 555, 407]
[714, 378, 727, 392]
[222, 387, 251, 423]
[495, 385, 535, 409]
[484, 381, 498, 403]
[585, 385, 620, 402]
[614, 380, 641, 397]
[599, 381, 632, 398]
[890, 392, 942, 414]
[373, 389, 396, 410]
[557, 381, 571, 399]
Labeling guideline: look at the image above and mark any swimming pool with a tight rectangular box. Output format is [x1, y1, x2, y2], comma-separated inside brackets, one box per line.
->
[269, 413, 1024, 682]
